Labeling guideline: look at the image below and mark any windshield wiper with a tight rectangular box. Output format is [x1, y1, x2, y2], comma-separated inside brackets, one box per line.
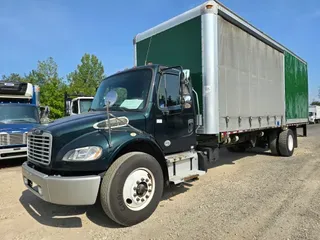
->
[112, 104, 131, 112]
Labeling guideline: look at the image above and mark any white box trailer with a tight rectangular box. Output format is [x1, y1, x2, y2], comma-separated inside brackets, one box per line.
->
[134, 0, 308, 138]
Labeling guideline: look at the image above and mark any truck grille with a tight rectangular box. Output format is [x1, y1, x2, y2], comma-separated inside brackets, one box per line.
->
[27, 132, 52, 165]
[0, 132, 27, 146]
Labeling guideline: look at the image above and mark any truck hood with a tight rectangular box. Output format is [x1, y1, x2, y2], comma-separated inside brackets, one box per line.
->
[0, 123, 39, 133]
[37, 111, 147, 150]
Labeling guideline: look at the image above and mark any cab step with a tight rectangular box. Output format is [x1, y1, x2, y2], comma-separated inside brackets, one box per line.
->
[165, 150, 206, 185]
[169, 170, 206, 185]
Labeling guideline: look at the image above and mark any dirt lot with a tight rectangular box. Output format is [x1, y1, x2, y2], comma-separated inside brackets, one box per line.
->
[0, 125, 319, 240]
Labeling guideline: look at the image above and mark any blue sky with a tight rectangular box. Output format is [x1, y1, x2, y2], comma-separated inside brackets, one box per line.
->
[0, 0, 319, 101]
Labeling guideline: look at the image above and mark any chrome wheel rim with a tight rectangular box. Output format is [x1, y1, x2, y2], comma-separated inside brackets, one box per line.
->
[123, 167, 155, 211]
[288, 134, 294, 151]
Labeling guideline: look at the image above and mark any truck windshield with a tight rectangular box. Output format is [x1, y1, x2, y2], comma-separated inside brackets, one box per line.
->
[309, 112, 314, 117]
[79, 99, 93, 113]
[91, 68, 152, 111]
[0, 105, 40, 124]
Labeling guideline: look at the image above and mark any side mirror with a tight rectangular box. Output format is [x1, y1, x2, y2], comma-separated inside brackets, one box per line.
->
[104, 90, 118, 107]
[40, 106, 50, 124]
[66, 101, 71, 115]
[181, 70, 192, 110]
[181, 69, 190, 84]
[45, 106, 50, 115]
[183, 69, 190, 80]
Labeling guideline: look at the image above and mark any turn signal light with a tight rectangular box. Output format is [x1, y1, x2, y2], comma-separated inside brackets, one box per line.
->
[206, 4, 213, 9]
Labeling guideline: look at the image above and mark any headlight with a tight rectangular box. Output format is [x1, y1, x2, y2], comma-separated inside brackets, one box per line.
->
[62, 146, 102, 161]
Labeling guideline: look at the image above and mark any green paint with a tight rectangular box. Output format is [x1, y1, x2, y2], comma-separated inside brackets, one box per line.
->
[284, 52, 308, 121]
[136, 16, 203, 113]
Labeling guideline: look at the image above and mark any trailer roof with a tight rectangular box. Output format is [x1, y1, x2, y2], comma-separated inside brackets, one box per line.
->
[134, 0, 306, 64]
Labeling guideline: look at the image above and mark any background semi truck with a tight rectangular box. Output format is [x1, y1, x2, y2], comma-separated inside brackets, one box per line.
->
[21, 1, 308, 227]
[64, 92, 94, 116]
[309, 105, 320, 124]
[0, 82, 49, 160]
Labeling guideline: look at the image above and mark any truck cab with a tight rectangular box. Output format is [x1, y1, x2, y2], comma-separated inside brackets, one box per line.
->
[309, 105, 320, 124]
[64, 94, 94, 116]
[0, 82, 49, 160]
[22, 65, 204, 226]
[309, 111, 315, 124]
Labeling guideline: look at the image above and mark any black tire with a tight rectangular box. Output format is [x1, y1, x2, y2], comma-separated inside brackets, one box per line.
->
[278, 129, 295, 157]
[226, 145, 246, 153]
[269, 131, 280, 156]
[100, 152, 164, 227]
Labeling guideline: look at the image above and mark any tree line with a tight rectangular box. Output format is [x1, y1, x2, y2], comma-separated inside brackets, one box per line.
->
[1, 53, 105, 119]
[310, 87, 320, 106]
[2, 55, 320, 115]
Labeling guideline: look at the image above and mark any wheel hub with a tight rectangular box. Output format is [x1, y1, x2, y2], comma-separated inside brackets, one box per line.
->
[136, 182, 148, 197]
[123, 168, 155, 211]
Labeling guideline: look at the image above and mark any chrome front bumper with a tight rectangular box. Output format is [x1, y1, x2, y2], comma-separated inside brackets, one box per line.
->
[22, 162, 101, 205]
[0, 147, 27, 160]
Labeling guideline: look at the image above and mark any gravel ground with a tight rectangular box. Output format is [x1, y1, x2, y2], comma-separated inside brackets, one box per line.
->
[0, 125, 319, 240]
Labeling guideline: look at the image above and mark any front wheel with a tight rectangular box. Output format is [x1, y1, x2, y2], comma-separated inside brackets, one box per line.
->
[100, 152, 164, 227]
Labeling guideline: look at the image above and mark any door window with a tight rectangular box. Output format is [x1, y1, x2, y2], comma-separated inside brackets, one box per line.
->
[158, 73, 181, 111]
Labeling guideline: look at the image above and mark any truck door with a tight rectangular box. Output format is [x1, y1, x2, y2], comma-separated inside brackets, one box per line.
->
[154, 70, 196, 155]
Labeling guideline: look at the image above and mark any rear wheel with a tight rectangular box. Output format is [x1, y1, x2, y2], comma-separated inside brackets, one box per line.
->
[100, 152, 164, 227]
[278, 129, 295, 157]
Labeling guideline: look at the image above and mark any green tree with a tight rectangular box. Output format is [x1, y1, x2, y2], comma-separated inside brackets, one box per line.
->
[40, 77, 67, 119]
[25, 57, 59, 86]
[67, 53, 105, 96]
[1, 73, 25, 82]
[25, 57, 66, 119]
[311, 101, 320, 106]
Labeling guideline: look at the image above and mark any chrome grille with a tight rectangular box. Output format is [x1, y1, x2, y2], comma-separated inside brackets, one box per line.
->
[0, 133, 8, 146]
[0, 132, 27, 146]
[27, 132, 52, 165]
[10, 133, 25, 145]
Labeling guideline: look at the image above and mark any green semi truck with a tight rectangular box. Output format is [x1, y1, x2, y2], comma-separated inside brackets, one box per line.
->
[22, 1, 308, 227]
